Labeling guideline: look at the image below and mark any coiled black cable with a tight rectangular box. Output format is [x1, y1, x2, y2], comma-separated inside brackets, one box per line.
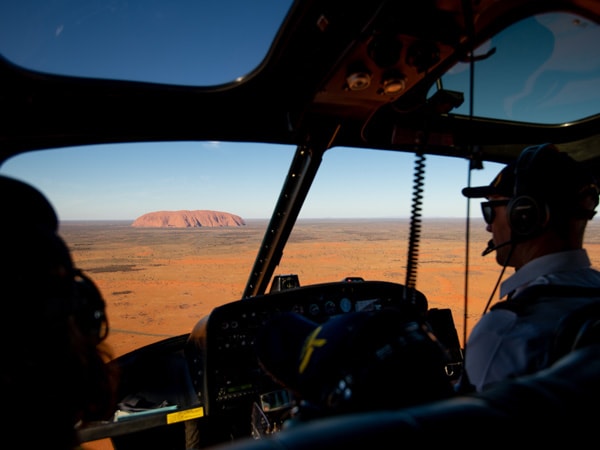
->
[405, 151, 426, 294]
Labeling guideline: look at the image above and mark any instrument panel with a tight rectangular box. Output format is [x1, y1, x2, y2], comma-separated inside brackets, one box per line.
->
[185, 281, 430, 437]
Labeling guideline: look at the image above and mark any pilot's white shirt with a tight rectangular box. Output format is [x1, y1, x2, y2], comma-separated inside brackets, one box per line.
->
[464, 248, 600, 392]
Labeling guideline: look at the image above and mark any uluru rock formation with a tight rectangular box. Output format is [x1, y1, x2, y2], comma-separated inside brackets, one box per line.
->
[131, 210, 246, 228]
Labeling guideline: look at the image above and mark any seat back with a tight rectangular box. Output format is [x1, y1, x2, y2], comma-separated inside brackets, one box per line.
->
[551, 297, 600, 363]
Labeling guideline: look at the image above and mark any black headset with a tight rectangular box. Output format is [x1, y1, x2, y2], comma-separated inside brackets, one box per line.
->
[507, 143, 555, 239]
[71, 268, 109, 343]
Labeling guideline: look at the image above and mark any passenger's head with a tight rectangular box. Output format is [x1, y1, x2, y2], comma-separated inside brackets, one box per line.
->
[0, 175, 116, 449]
[462, 143, 599, 267]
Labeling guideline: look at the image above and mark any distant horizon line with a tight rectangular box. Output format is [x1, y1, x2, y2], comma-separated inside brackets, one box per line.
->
[60, 216, 473, 223]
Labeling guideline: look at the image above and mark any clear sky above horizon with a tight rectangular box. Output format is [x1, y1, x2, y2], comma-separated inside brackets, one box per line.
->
[0, 140, 506, 221]
[0, 1, 598, 221]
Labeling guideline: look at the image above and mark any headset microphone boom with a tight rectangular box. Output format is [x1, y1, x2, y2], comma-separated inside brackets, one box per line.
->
[481, 239, 513, 257]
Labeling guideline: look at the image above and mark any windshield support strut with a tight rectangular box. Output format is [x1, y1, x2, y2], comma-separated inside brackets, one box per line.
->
[242, 141, 327, 298]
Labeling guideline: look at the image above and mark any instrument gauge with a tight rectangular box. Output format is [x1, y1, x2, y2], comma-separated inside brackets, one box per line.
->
[340, 297, 352, 312]
[324, 300, 336, 315]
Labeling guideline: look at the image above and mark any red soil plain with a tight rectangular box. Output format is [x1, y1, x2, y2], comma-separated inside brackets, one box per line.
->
[63, 218, 600, 450]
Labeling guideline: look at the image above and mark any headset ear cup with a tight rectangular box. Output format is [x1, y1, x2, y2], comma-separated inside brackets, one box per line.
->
[509, 143, 560, 239]
[507, 195, 548, 238]
[73, 271, 109, 343]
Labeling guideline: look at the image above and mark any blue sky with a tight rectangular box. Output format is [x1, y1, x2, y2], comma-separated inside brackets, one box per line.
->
[1, 140, 504, 220]
[0, 2, 597, 220]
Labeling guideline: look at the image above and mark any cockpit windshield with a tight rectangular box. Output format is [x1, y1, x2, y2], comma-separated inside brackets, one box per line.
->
[0, 1, 293, 87]
[440, 12, 600, 124]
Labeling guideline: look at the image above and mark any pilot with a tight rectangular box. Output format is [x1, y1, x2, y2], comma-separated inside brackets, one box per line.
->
[0, 175, 117, 449]
[459, 143, 600, 392]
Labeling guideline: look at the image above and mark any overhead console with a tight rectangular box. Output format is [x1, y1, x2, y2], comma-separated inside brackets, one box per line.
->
[311, 1, 466, 116]
[185, 280, 462, 441]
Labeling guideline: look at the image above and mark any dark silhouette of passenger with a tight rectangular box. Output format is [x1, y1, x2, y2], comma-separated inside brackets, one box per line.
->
[0, 175, 117, 449]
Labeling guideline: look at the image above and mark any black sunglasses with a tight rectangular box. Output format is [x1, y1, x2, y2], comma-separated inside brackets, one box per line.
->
[481, 200, 510, 225]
